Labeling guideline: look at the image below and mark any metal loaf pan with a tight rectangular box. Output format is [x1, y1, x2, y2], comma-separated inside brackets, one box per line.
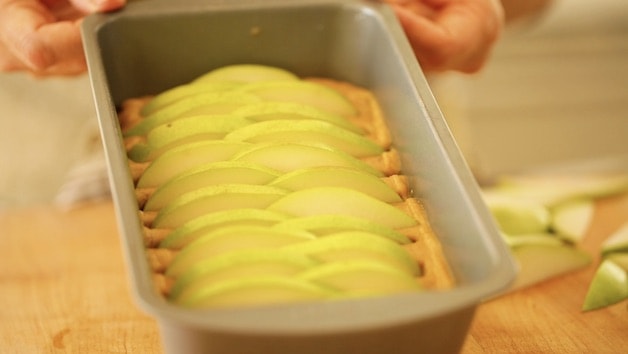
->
[82, 1, 516, 353]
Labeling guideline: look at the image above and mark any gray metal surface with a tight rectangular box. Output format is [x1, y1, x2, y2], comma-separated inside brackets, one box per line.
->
[82, 1, 516, 353]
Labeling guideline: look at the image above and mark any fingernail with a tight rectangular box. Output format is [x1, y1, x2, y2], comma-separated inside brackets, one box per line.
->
[91, 0, 126, 12]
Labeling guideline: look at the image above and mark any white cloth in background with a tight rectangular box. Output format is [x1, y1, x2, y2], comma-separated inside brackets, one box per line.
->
[0, 73, 110, 208]
[54, 118, 110, 209]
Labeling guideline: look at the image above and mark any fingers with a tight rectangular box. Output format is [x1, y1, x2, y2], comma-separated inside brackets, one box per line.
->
[0, 0, 126, 76]
[384, 0, 436, 16]
[68, 0, 126, 13]
[0, 20, 86, 75]
[435, 0, 502, 72]
[0, 1, 57, 71]
[386, 0, 504, 73]
[390, 4, 454, 72]
[36, 20, 88, 75]
[0, 40, 27, 72]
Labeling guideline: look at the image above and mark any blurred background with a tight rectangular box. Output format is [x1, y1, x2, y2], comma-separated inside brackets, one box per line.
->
[433, 0, 628, 182]
[1, 0, 627, 208]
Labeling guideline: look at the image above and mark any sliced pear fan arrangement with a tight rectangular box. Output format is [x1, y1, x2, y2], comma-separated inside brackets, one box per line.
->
[119, 64, 454, 310]
[481, 174, 628, 310]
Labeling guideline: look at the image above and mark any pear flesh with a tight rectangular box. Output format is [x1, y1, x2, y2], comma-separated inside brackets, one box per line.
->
[160, 209, 290, 250]
[483, 173, 628, 312]
[234, 102, 362, 133]
[232, 142, 382, 176]
[236, 80, 357, 117]
[125, 92, 261, 136]
[583, 222, 628, 311]
[130, 64, 628, 310]
[137, 141, 252, 188]
[224, 120, 384, 157]
[144, 161, 281, 211]
[601, 221, 628, 256]
[166, 225, 317, 278]
[193, 64, 300, 84]
[298, 260, 421, 296]
[485, 197, 551, 235]
[141, 81, 244, 116]
[170, 249, 318, 303]
[171, 231, 421, 307]
[582, 255, 628, 311]
[152, 184, 290, 229]
[129, 114, 253, 162]
[505, 234, 591, 291]
[550, 199, 595, 243]
[178, 276, 334, 309]
[269, 166, 401, 204]
[129, 64, 428, 309]
[282, 231, 420, 275]
[267, 187, 417, 230]
[272, 214, 410, 245]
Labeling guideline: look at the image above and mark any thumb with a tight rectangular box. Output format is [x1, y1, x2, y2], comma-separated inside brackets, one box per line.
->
[69, 0, 127, 13]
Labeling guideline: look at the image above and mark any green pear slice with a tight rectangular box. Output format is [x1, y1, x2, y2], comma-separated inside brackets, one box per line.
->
[231, 142, 382, 176]
[602, 221, 628, 256]
[128, 114, 253, 162]
[267, 187, 417, 230]
[483, 194, 551, 235]
[282, 231, 419, 275]
[145, 161, 281, 212]
[137, 141, 252, 188]
[166, 225, 317, 277]
[224, 120, 383, 158]
[176, 276, 334, 309]
[485, 174, 628, 208]
[608, 252, 628, 270]
[170, 249, 318, 302]
[298, 260, 421, 296]
[152, 184, 289, 229]
[550, 199, 595, 243]
[273, 215, 410, 245]
[124, 92, 261, 136]
[193, 64, 300, 84]
[582, 255, 628, 311]
[237, 80, 357, 117]
[268, 166, 401, 203]
[160, 208, 290, 249]
[505, 234, 592, 291]
[141, 81, 243, 116]
[233, 102, 362, 133]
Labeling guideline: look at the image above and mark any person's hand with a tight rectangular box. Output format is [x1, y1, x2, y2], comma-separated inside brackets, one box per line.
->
[0, 0, 125, 76]
[384, 0, 504, 73]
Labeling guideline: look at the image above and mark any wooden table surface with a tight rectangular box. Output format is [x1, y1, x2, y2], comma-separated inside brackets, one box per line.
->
[1, 194, 627, 353]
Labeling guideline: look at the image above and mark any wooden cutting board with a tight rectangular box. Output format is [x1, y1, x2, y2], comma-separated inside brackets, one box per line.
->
[0, 194, 626, 353]
[463, 192, 628, 353]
